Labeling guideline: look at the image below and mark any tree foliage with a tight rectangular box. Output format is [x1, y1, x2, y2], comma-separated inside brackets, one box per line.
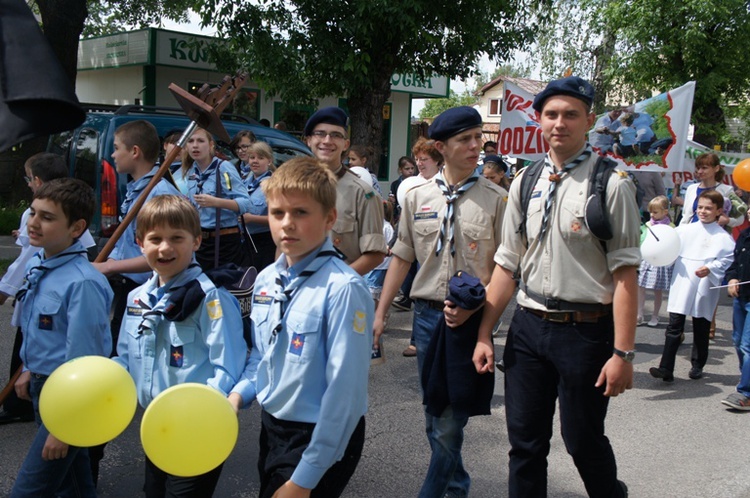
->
[193, 0, 547, 154]
[531, 0, 750, 146]
[419, 91, 478, 120]
[82, 0, 190, 37]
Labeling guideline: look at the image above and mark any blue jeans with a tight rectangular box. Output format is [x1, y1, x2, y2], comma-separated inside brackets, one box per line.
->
[413, 299, 471, 498]
[11, 375, 96, 498]
[732, 298, 750, 397]
[504, 307, 624, 498]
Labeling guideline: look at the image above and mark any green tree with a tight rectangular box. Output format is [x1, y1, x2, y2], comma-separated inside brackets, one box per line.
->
[531, 0, 750, 146]
[195, 0, 546, 159]
[419, 91, 478, 120]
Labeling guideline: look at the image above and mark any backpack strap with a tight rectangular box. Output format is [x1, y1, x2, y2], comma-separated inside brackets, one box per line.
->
[516, 159, 546, 243]
[586, 156, 617, 251]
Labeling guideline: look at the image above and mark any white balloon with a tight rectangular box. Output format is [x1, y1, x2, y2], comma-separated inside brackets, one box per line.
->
[640, 224, 681, 267]
[349, 166, 374, 188]
[397, 175, 428, 208]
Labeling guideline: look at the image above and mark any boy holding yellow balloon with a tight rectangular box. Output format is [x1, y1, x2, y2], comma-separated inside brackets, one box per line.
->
[230, 157, 373, 498]
[112, 194, 247, 496]
[11, 178, 113, 498]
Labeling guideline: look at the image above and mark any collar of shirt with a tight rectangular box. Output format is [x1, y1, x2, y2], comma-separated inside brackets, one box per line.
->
[545, 143, 591, 172]
[37, 240, 87, 267]
[275, 239, 332, 282]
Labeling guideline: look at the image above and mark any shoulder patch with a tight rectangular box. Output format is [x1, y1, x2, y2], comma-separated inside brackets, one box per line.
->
[353, 310, 366, 334]
[206, 299, 223, 320]
[617, 170, 628, 178]
[365, 191, 374, 199]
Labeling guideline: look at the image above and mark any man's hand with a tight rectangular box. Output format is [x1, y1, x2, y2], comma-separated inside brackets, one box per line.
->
[372, 314, 386, 351]
[443, 302, 481, 329]
[472, 337, 495, 374]
[728, 279, 741, 298]
[42, 433, 69, 461]
[271, 480, 311, 498]
[595, 355, 634, 397]
[15, 370, 31, 401]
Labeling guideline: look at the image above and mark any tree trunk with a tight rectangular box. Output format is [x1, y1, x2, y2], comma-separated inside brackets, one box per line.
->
[36, 0, 88, 85]
[346, 73, 393, 174]
[592, 31, 616, 114]
[692, 99, 724, 148]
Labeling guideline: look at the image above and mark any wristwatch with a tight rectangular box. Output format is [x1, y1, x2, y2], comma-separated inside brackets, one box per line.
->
[613, 348, 636, 363]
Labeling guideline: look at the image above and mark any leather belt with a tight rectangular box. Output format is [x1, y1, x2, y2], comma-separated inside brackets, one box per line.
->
[519, 282, 612, 313]
[417, 299, 445, 311]
[521, 306, 611, 324]
[201, 226, 240, 239]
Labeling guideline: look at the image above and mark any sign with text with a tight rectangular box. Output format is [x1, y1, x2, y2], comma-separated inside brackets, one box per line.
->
[78, 31, 149, 70]
[390, 74, 449, 98]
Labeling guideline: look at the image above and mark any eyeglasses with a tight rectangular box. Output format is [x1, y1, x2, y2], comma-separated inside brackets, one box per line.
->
[24, 176, 32, 183]
[310, 130, 347, 140]
[235, 144, 252, 151]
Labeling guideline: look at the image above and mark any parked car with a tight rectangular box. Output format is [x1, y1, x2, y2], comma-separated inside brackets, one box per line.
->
[47, 104, 311, 241]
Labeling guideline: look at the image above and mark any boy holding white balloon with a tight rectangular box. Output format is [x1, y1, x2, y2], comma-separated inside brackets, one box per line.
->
[112, 194, 247, 497]
[230, 157, 374, 498]
[11, 178, 113, 498]
[650, 190, 735, 382]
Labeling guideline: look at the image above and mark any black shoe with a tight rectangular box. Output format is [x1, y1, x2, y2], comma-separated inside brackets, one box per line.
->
[392, 296, 413, 311]
[0, 409, 34, 425]
[649, 366, 674, 382]
[688, 367, 703, 379]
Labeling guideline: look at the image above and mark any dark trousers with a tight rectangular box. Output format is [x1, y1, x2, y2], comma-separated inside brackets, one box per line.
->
[659, 312, 711, 372]
[143, 457, 223, 498]
[246, 230, 277, 272]
[3, 326, 33, 418]
[503, 308, 624, 498]
[196, 232, 250, 272]
[258, 410, 365, 498]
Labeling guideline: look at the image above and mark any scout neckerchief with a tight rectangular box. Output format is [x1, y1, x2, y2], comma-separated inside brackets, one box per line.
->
[15, 245, 88, 302]
[192, 158, 220, 195]
[269, 243, 343, 345]
[239, 161, 251, 180]
[120, 167, 158, 221]
[247, 170, 271, 195]
[434, 169, 479, 257]
[539, 147, 592, 240]
[690, 185, 717, 223]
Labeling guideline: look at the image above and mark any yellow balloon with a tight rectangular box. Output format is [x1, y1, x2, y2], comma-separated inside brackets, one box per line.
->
[40, 356, 137, 447]
[140, 383, 238, 477]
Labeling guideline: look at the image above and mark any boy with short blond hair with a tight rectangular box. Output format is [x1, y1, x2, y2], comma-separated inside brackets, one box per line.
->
[231, 157, 373, 498]
[113, 194, 247, 497]
[11, 178, 113, 498]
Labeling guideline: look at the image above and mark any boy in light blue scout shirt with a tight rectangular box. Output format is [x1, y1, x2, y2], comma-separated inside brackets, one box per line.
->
[230, 157, 373, 498]
[112, 195, 247, 497]
[11, 178, 113, 498]
[93, 120, 183, 354]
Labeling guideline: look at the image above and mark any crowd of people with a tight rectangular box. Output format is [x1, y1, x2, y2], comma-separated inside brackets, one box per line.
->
[1, 74, 750, 498]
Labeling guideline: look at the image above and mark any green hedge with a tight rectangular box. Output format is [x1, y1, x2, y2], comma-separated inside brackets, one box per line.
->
[0, 202, 27, 235]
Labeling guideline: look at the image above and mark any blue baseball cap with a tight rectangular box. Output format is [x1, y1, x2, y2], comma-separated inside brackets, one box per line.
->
[428, 106, 482, 141]
[303, 107, 349, 137]
[532, 76, 595, 112]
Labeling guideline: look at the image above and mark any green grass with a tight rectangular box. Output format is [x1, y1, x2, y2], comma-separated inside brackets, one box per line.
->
[0, 258, 12, 274]
[0, 202, 27, 235]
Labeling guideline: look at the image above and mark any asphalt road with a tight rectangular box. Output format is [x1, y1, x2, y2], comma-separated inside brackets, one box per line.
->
[0, 236, 749, 497]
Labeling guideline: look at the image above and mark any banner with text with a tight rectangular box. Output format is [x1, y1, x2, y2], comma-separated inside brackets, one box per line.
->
[499, 80, 696, 173]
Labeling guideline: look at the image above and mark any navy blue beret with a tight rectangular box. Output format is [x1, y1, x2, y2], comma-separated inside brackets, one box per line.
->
[446, 271, 485, 310]
[303, 107, 349, 137]
[428, 106, 482, 141]
[532, 76, 595, 112]
[482, 154, 507, 172]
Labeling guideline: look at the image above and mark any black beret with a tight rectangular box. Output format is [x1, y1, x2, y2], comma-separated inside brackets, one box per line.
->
[303, 107, 349, 137]
[427, 106, 482, 141]
[483, 154, 507, 172]
[532, 76, 595, 112]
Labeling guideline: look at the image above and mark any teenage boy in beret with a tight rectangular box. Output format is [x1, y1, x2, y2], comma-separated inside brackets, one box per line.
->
[303, 107, 386, 275]
[473, 75, 640, 497]
[373, 106, 507, 498]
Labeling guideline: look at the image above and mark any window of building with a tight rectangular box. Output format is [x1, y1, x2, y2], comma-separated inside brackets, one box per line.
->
[488, 98, 502, 117]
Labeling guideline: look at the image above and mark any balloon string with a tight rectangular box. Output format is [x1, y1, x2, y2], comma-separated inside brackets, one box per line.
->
[647, 226, 660, 242]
